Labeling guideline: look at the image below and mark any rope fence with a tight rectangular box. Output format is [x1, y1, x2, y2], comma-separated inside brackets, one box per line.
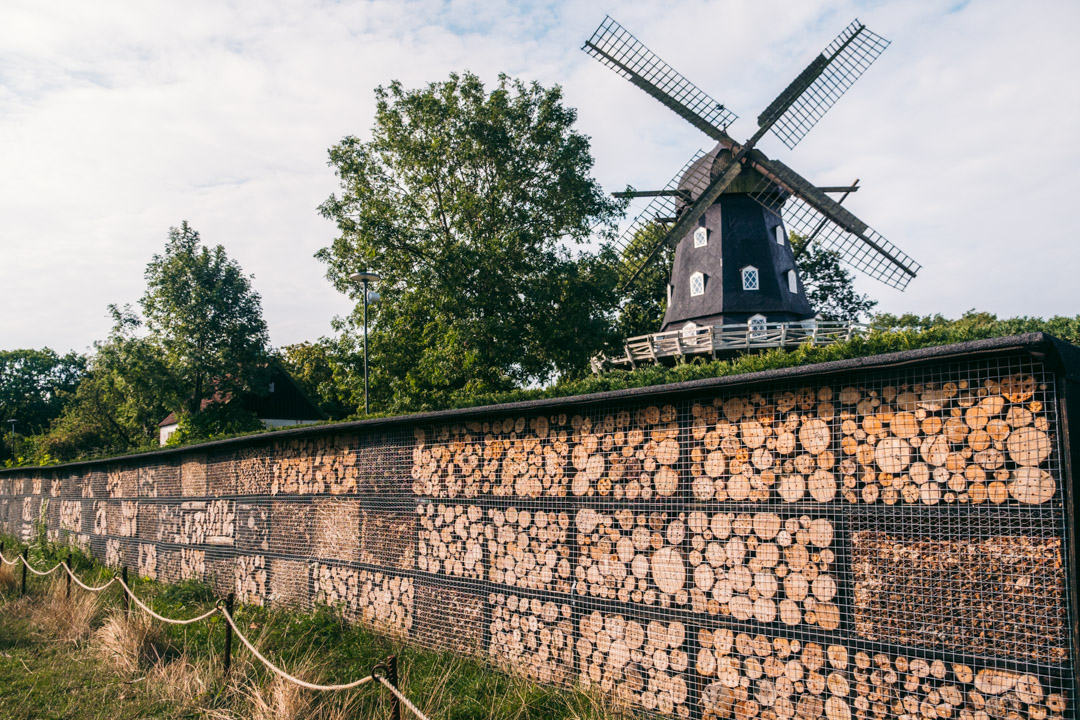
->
[0, 541, 432, 720]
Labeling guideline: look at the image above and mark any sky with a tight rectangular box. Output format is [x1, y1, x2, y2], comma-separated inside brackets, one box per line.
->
[1, 0, 1078, 355]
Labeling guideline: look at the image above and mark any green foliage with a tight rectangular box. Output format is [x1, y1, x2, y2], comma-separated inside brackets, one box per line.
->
[34, 307, 174, 462]
[791, 234, 877, 322]
[277, 340, 358, 420]
[142, 221, 270, 422]
[614, 222, 673, 340]
[0, 348, 85, 461]
[318, 72, 626, 413]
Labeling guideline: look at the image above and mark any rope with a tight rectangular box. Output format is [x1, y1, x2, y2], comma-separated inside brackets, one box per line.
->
[62, 562, 117, 592]
[0, 552, 20, 566]
[115, 576, 221, 625]
[21, 556, 63, 576]
[375, 674, 433, 720]
[219, 608, 375, 692]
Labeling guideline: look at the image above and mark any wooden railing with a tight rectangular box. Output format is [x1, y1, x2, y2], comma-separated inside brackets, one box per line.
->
[593, 321, 868, 371]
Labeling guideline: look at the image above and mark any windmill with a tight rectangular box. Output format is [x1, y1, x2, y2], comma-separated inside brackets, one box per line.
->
[583, 17, 920, 367]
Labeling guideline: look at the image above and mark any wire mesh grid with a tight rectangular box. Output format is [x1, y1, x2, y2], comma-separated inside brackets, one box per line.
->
[758, 20, 890, 151]
[0, 351, 1074, 720]
[746, 167, 920, 290]
[583, 15, 738, 138]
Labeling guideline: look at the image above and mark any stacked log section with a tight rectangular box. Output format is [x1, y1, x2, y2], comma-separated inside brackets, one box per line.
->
[269, 502, 313, 556]
[107, 467, 137, 497]
[833, 374, 1055, 506]
[803, 649, 1064, 720]
[272, 436, 360, 495]
[688, 391, 839, 504]
[411, 414, 572, 499]
[180, 456, 207, 496]
[140, 463, 177, 497]
[137, 503, 159, 542]
[578, 611, 690, 717]
[105, 538, 123, 568]
[567, 406, 681, 501]
[359, 510, 416, 570]
[414, 584, 484, 654]
[269, 558, 310, 608]
[417, 503, 485, 579]
[313, 562, 358, 610]
[137, 543, 157, 579]
[118, 501, 138, 537]
[86, 470, 106, 498]
[488, 593, 574, 685]
[236, 502, 270, 552]
[312, 498, 360, 561]
[205, 452, 237, 495]
[853, 532, 1066, 662]
[60, 500, 82, 532]
[487, 507, 571, 593]
[356, 570, 413, 638]
[574, 507, 691, 608]
[698, 629, 851, 720]
[685, 512, 838, 628]
[235, 554, 267, 606]
[179, 548, 205, 580]
[235, 447, 272, 495]
[157, 500, 236, 546]
[157, 549, 181, 583]
[93, 501, 107, 535]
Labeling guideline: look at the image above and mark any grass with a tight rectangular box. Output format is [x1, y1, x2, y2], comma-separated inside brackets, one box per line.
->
[0, 534, 634, 720]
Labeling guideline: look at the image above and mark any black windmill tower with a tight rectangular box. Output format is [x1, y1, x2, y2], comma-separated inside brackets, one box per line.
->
[583, 17, 920, 342]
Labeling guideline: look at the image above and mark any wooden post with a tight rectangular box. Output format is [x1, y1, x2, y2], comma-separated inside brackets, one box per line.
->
[386, 654, 400, 720]
[20, 548, 27, 595]
[121, 566, 131, 617]
[223, 593, 235, 681]
[65, 552, 72, 599]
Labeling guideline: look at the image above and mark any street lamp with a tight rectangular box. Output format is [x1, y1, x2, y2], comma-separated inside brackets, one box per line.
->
[6, 419, 16, 460]
[349, 271, 381, 415]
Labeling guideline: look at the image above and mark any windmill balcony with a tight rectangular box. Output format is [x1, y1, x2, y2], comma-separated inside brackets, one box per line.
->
[591, 320, 868, 373]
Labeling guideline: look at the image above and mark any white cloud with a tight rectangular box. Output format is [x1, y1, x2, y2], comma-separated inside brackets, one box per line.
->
[1, 0, 1078, 355]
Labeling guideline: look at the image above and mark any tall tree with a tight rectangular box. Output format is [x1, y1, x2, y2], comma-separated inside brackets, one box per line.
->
[318, 72, 625, 411]
[0, 348, 85, 461]
[35, 306, 173, 461]
[613, 222, 674, 340]
[791, 234, 878, 322]
[141, 221, 270, 427]
[278, 339, 356, 420]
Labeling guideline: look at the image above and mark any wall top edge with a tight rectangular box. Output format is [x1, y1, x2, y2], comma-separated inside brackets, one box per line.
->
[3, 332, 1076, 476]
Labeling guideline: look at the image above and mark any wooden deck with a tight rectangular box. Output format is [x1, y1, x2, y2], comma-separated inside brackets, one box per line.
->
[592, 321, 868, 372]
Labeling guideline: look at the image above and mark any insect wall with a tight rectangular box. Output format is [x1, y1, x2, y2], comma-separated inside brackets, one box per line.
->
[1, 334, 1077, 720]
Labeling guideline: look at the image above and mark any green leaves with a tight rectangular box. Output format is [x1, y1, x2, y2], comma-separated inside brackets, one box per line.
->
[792, 233, 878, 322]
[319, 72, 624, 412]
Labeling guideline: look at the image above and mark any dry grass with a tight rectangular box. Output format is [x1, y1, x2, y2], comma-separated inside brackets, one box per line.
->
[93, 610, 167, 675]
[0, 561, 16, 593]
[28, 577, 102, 644]
[147, 653, 215, 706]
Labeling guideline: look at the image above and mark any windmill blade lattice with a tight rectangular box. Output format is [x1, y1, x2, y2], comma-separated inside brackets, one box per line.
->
[747, 159, 920, 290]
[583, 16, 738, 141]
[757, 20, 890, 150]
[613, 150, 713, 289]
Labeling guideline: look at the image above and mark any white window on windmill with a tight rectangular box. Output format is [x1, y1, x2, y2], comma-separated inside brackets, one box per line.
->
[788, 269, 798, 293]
[690, 271, 705, 297]
[748, 313, 767, 339]
[693, 226, 708, 248]
[775, 225, 786, 245]
[681, 321, 699, 338]
[741, 266, 758, 291]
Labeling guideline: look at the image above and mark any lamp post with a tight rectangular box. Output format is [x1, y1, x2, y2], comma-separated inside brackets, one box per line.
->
[6, 419, 16, 461]
[349, 271, 381, 415]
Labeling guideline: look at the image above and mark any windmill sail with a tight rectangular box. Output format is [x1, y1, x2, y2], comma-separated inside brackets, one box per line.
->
[757, 20, 890, 150]
[746, 157, 920, 290]
[613, 150, 713, 289]
[583, 16, 738, 141]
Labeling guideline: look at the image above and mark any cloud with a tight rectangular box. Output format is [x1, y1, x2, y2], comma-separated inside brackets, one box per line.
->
[1, 0, 1077, 355]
